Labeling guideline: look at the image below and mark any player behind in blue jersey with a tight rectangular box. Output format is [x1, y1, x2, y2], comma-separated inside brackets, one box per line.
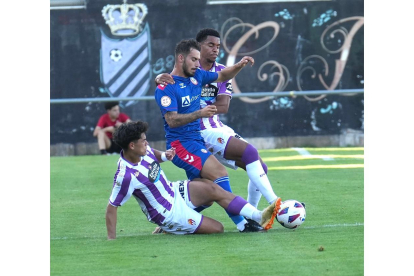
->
[105, 121, 280, 239]
[154, 39, 282, 232]
[155, 29, 280, 211]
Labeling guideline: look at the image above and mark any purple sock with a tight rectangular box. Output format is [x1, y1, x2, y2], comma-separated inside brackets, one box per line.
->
[241, 144, 259, 165]
[226, 196, 248, 215]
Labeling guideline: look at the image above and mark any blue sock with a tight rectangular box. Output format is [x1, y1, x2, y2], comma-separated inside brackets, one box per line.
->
[214, 176, 246, 225]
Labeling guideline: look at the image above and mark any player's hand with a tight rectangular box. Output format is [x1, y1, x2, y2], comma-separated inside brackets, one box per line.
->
[237, 56, 255, 68]
[165, 147, 176, 160]
[155, 73, 175, 85]
[200, 105, 217, 118]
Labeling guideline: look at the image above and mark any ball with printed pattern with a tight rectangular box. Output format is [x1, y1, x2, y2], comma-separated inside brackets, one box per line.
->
[276, 200, 306, 229]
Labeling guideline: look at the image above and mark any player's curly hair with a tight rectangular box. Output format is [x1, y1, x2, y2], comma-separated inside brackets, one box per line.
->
[196, 28, 220, 43]
[175, 39, 201, 57]
[113, 121, 149, 150]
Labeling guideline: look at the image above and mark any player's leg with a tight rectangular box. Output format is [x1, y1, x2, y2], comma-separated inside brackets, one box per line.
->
[200, 156, 252, 231]
[194, 216, 224, 234]
[189, 179, 282, 230]
[170, 140, 258, 232]
[225, 137, 278, 205]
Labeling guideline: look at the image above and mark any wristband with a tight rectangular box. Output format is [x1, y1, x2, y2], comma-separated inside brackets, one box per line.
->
[161, 152, 169, 162]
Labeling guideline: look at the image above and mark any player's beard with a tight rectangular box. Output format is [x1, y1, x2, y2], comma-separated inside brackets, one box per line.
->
[182, 61, 195, 77]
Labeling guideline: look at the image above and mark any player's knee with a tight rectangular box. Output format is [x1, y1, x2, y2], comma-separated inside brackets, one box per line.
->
[241, 144, 259, 165]
[215, 166, 228, 178]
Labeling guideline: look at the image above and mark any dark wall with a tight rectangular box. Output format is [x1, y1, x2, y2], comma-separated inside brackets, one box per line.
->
[50, 0, 364, 144]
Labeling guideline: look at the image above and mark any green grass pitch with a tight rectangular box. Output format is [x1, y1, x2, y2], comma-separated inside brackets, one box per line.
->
[50, 147, 364, 276]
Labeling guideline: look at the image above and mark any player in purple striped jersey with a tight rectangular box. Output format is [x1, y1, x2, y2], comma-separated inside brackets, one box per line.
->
[155, 29, 280, 213]
[154, 39, 273, 233]
[105, 121, 281, 239]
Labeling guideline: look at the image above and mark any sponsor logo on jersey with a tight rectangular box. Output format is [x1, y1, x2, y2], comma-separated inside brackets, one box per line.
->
[134, 171, 140, 177]
[179, 181, 185, 199]
[217, 137, 225, 144]
[188, 219, 197, 226]
[161, 96, 171, 107]
[201, 84, 218, 100]
[190, 77, 198, 85]
[182, 96, 191, 107]
[148, 161, 161, 183]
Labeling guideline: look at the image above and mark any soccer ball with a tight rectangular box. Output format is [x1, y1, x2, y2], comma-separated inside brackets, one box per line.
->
[276, 200, 306, 229]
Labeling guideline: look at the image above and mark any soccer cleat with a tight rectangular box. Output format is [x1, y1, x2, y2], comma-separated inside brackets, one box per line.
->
[260, 197, 282, 230]
[240, 219, 265, 232]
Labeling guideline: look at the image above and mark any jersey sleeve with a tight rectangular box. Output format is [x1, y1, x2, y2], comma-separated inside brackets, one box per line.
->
[218, 78, 233, 99]
[108, 169, 134, 207]
[199, 69, 218, 86]
[154, 84, 178, 116]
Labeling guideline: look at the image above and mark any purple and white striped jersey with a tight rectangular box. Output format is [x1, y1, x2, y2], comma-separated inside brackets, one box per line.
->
[199, 62, 233, 130]
[108, 146, 175, 226]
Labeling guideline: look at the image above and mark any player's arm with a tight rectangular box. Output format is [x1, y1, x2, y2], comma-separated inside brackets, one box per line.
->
[106, 203, 118, 240]
[215, 56, 254, 83]
[153, 148, 176, 162]
[213, 95, 231, 114]
[164, 106, 217, 128]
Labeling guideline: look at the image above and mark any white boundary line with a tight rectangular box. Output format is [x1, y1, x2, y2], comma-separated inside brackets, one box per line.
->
[292, 147, 334, 161]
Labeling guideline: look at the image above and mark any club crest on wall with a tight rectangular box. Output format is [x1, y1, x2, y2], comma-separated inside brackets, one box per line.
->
[100, 1, 151, 106]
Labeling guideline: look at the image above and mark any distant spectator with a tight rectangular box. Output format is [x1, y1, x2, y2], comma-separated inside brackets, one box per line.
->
[93, 101, 131, 155]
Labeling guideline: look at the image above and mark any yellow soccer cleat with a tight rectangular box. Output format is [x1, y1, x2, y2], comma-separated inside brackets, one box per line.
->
[260, 197, 282, 230]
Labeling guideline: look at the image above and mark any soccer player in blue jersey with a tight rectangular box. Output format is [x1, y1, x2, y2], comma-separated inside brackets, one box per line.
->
[154, 39, 282, 232]
[155, 29, 281, 216]
[105, 121, 280, 238]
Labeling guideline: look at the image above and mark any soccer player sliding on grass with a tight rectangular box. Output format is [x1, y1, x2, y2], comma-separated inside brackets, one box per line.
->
[105, 121, 281, 239]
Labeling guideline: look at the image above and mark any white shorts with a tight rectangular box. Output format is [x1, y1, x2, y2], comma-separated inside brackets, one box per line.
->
[201, 125, 247, 170]
[159, 180, 203, 235]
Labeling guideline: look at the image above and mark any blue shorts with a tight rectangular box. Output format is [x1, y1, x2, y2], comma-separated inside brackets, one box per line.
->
[170, 140, 212, 180]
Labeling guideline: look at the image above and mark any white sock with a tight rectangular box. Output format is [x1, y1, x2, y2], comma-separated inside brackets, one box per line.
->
[252, 211, 262, 223]
[237, 220, 247, 231]
[247, 180, 262, 208]
[238, 203, 257, 220]
[246, 160, 278, 204]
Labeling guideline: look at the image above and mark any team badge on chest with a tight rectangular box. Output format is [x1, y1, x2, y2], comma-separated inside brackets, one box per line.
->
[190, 77, 198, 85]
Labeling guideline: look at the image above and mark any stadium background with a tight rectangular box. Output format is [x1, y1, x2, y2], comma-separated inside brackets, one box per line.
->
[50, 0, 364, 155]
